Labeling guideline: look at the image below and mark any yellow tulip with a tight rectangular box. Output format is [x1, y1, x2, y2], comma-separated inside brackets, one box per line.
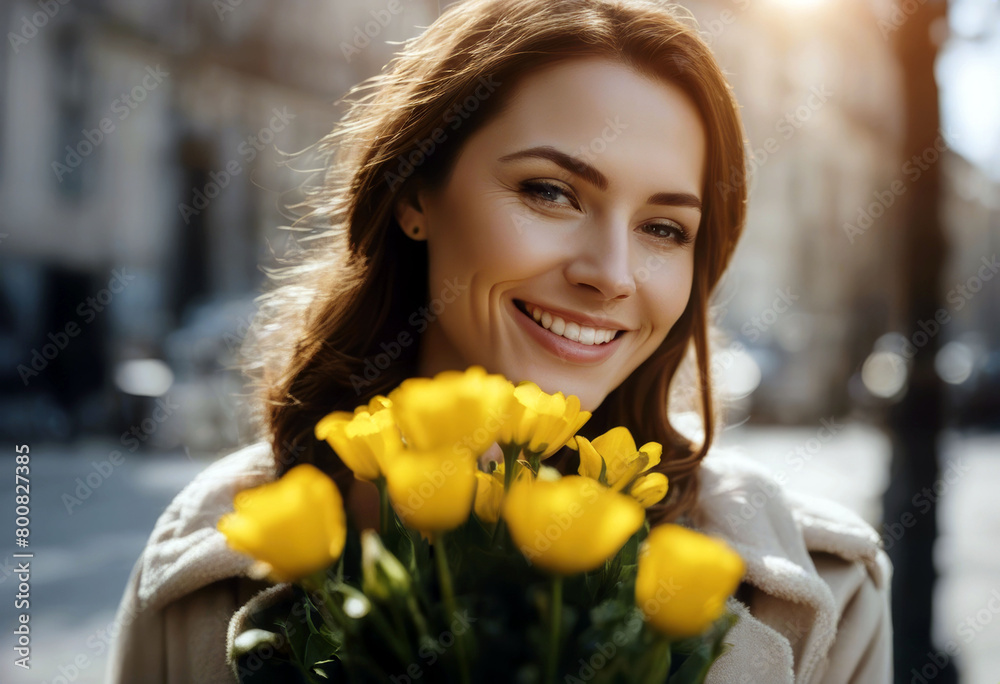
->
[363, 395, 392, 414]
[635, 524, 746, 638]
[629, 472, 669, 508]
[473, 460, 533, 523]
[474, 469, 504, 524]
[497, 381, 592, 458]
[383, 447, 477, 533]
[388, 365, 516, 457]
[502, 475, 644, 575]
[576, 427, 667, 508]
[217, 464, 347, 583]
[315, 407, 403, 481]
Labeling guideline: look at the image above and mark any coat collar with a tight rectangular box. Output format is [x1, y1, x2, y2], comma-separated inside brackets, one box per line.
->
[138, 436, 887, 683]
[137, 441, 275, 611]
[689, 446, 887, 683]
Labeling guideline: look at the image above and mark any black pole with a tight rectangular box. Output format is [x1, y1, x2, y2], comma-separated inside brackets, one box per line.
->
[883, 1, 956, 682]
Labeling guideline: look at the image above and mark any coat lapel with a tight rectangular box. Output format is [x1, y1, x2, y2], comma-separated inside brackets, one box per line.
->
[690, 449, 841, 683]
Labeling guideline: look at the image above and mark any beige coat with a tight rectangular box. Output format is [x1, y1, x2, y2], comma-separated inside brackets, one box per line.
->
[104, 440, 892, 683]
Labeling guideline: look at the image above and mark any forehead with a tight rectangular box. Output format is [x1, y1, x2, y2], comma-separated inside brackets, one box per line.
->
[474, 56, 707, 196]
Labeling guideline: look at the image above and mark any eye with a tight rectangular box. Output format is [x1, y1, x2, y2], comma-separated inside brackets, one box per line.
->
[519, 180, 579, 210]
[640, 222, 694, 246]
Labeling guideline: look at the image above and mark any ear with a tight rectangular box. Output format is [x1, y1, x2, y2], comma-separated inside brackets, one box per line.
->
[394, 187, 428, 241]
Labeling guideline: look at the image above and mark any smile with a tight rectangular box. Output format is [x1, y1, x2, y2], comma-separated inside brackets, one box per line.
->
[515, 300, 623, 346]
[510, 297, 625, 365]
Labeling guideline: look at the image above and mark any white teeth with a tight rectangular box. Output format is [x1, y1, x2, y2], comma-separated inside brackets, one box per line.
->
[526, 304, 619, 346]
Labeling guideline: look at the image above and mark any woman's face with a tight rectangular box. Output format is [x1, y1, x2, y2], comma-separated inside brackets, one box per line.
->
[396, 56, 706, 411]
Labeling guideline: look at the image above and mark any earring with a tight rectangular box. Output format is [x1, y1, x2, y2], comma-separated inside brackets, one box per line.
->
[411, 225, 423, 238]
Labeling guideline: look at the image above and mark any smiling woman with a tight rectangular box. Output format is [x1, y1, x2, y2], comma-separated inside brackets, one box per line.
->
[106, 1, 892, 682]
[395, 58, 705, 410]
[251, 1, 751, 529]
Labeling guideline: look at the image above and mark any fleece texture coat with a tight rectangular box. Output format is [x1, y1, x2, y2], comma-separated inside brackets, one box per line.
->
[104, 439, 892, 683]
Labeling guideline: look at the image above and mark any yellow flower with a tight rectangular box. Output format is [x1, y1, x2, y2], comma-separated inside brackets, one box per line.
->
[363, 395, 392, 414]
[497, 381, 592, 458]
[576, 427, 667, 508]
[384, 447, 477, 533]
[315, 407, 403, 482]
[388, 365, 516, 457]
[628, 473, 669, 508]
[217, 464, 347, 583]
[473, 460, 532, 523]
[502, 474, 644, 575]
[635, 524, 746, 638]
[473, 469, 504, 524]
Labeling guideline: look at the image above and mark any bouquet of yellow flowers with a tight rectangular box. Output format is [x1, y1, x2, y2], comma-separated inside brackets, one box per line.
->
[220, 366, 745, 683]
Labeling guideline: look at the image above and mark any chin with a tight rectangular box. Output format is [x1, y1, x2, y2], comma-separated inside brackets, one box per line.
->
[518, 369, 608, 411]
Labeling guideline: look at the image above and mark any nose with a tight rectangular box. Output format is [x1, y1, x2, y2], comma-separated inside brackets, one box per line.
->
[563, 215, 637, 301]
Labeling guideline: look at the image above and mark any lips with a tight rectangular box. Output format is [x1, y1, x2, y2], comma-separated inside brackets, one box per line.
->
[510, 297, 625, 365]
[514, 299, 623, 344]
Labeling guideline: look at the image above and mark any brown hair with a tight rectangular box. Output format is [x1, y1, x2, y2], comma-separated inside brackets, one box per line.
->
[239, 0, 748, 523]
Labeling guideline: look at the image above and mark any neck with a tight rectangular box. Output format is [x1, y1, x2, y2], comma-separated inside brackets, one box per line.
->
[416, 318, 466, 378]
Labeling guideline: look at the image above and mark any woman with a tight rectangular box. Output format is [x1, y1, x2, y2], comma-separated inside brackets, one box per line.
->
[106, 0, 892, 682]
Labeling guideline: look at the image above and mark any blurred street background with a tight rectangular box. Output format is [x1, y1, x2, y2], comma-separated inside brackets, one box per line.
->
[0, 0, 997, 682]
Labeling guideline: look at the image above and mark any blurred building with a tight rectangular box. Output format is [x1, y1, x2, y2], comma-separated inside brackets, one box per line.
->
[0, 0, 996, 451]
[683, 0, 999, 430]
[0, 0, 441, 449]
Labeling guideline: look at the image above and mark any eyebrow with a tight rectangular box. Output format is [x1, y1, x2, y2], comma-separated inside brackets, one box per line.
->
[498, 145, 703, 212]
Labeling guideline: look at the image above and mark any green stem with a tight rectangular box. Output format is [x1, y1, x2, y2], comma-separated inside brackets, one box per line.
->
[527, 450, 541, 475]
[312, 577, 411, 667]
[434, 533, 471, 684]
[545, 575, 564, 684]
[489, 516, 505, 546]
[501, 443, 521, 491]
[405, 593, 432, 646]
[642, 634, 672, 684]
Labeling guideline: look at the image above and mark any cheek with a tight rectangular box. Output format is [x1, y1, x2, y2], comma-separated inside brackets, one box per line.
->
[642, 255, 695, 331]
[431, 199, 561, 284]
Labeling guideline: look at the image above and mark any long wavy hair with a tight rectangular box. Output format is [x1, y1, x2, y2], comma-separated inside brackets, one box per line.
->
[239, 0, 748, 524]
